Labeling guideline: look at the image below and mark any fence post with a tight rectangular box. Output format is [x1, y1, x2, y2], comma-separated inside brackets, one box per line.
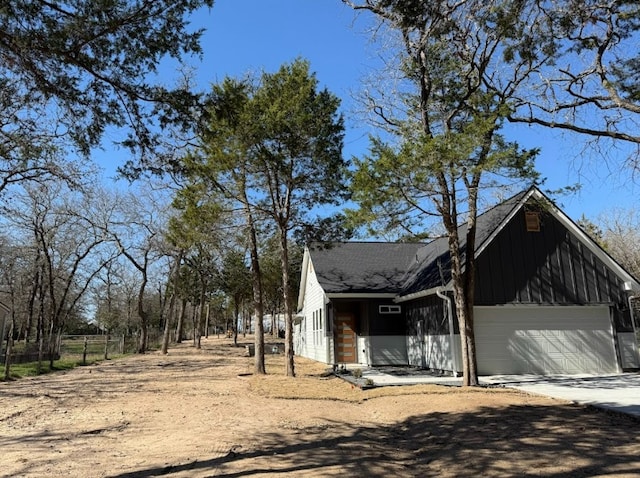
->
[120, 334, 125, 354]
[82, 336, 88, 365]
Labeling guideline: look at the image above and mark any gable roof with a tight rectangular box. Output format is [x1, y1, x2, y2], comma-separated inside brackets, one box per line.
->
[307, 242, 426, 295]
[400, 189, 530, 295]
[298, 186, 640, 308]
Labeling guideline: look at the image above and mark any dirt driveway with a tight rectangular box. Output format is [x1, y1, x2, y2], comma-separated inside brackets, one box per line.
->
[2, 336, 640, 477]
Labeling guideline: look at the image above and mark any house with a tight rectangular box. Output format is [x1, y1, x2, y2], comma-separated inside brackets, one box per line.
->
[295, 187, 640, 375]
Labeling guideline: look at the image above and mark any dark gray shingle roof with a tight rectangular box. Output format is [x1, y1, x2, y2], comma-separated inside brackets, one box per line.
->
[309, 242, 426, 294]
[401, 189, 529, 294]
[308, 189, 531, 295]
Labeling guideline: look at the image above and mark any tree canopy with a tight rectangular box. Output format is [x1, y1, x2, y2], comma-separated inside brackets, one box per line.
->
[344, 0, 640, 385]
[0, 0, 213, 177]
[182, 59, 347, 375]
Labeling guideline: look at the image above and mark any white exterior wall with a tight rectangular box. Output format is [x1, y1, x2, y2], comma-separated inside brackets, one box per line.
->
[295, 259, 331, 363]
[407, 334, 423, 367]
[406, 332, 462, 372]
[355, 335, 367, 365]
[618, 332, 640, 369]
[424, 334, 462, 372]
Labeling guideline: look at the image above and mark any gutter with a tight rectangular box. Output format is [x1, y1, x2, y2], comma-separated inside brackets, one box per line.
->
[436, 287, 459, 377]
[394, 286, 448, 303]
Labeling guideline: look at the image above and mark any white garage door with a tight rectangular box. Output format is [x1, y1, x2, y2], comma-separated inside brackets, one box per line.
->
[475, 306, 619, 375]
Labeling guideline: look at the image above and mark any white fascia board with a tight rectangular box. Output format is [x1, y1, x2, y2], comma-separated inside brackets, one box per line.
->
[326, 293, 397, 300]
[534, 190, 640, 290]
[540, 191, 640, 289]
[475, 187, 639, 288]
[296, 247, 310, 313]
[394, 286, 452, 303]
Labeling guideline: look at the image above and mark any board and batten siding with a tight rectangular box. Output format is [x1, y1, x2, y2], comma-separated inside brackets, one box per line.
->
[296, 259, 332, 363]
[619, 332, 640, 369]
[405, 295, 461, 371]
[475, 208, 634, 332]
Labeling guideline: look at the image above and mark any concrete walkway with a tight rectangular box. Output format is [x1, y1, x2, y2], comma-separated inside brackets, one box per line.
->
[359, 368, 640, 418]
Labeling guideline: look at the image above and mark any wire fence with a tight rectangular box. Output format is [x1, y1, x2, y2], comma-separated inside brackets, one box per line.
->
[59, 335, 126, 363]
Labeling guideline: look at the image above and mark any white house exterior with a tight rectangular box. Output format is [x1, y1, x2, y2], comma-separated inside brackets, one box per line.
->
[295, 188, 640, 375]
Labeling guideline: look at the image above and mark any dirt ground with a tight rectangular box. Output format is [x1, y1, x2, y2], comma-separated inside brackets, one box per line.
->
[2, 336, 640, 478]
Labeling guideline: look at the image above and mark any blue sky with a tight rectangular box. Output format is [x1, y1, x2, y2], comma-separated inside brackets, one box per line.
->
[150, 0, 638, 223]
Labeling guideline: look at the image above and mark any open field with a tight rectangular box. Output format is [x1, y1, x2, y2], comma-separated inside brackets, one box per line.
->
[2, 336, 640, 477]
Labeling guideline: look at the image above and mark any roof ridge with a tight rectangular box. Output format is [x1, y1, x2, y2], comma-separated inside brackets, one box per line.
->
[475, 186, 534, 221]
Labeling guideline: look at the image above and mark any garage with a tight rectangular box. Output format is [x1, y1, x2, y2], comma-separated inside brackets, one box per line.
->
[474, 306, 620, 375]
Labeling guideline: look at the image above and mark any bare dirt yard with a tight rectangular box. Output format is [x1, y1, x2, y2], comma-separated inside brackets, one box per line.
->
[2, 336, 640, 478]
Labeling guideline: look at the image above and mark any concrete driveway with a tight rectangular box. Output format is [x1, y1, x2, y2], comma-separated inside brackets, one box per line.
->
[481, 373, 640, 418]
[359, 368, 640, 417]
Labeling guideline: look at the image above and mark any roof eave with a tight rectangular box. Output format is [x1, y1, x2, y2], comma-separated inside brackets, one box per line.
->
[395, 285, 452, 303]
[326, 292, 398, 299]
[296, 247, 310, 313]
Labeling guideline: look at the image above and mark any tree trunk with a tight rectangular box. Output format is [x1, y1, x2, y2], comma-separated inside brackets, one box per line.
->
[138, 310, 148, 354]
[161, 299, 174, 355]
[233, 300, 239, 347]
[191, 305, 197, 346]
[175, 298, 186, 343]
[462, 183, 480, 385]
[161, 280, 178, 354]
[195, 284, 206, 350]
[278, 226, 295, 377]
[48, 321, 55, 369]
[243, 202, 265, 374]
[205, 302, 210, 338]
[24, 267, 39, 344]
[444, 187, 480, 387]
[36, 327, 44, 375]
[3, 313, 14, 381]
[136, 273, 149, 353]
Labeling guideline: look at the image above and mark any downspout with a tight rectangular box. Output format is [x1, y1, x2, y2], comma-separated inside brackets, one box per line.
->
[623, 281, 640, 368]
[436, 288, 459, 377]
[627, 293, 640, 367]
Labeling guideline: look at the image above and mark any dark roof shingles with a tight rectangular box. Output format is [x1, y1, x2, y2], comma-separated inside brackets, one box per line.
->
[309, 242, 425, 294]
[309, 189, 530, 295]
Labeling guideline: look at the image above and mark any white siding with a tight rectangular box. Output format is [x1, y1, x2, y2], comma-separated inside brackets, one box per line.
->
[406, 332, 462, 372]
[295, 259, 331, 363]
[356, 335, 367, 365]
[618, 332, 640, 369]
[424, 334, 461, 372]
[406, 334, 424, 367]
[475, 306, 619, 375]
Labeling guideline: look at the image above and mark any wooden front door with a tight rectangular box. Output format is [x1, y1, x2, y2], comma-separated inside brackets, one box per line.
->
[336, 313, 357, 363]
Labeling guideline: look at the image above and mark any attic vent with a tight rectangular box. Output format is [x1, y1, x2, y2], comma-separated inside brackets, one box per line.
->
[379, 305, 401, 314]
[525, 211, 540, 232]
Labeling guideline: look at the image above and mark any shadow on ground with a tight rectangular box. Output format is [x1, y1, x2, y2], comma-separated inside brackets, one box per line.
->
[108, 403, 640, 478]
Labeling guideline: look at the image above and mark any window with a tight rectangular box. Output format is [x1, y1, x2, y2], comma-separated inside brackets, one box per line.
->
[325, 304, 333, 336]
[379, 304, 401, 314]
[312, 308, 324, 345]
